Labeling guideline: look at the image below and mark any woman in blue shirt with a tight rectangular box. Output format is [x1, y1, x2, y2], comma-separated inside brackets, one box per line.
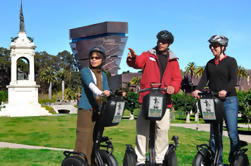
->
[74, 46, 110, 165]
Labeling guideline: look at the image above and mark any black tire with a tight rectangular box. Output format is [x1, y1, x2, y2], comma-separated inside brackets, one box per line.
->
[192, 153, 210, 166]
[163, 148, 177, 166]
[231, 154, 250, 166]
[61, 156, 88, 166]
[99, 150, 119, 166]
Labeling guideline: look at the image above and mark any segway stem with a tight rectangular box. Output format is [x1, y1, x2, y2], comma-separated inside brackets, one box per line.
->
[149, 120, 156, 166]
[212, 122, 222, 166]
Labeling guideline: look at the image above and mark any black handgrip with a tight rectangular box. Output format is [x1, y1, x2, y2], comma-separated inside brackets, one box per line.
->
[139, 87, 166, 93]
[198, 91, 218, 97]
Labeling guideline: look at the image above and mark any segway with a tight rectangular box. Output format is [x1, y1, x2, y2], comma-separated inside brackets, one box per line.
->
[123, 83, 179, 166]
[61, 91, 125, 166]
[192, 91, 250, 166]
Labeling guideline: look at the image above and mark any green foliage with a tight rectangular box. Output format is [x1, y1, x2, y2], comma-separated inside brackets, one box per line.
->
[65, 88, 76, 100]
[0, 90, 8, 103]
[0, 47, 11, 91]
[238, 89, 251, 124]
[172, 93, 198, 113]
[124, 91, 139, 113]
[41, 105, 56, 114]
[38, 98, 56, 105]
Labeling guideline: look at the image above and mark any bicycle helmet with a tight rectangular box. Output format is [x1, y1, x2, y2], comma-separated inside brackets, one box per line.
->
[208, 35, 228, 47]
[88, 45, 106, 60]
[157, 30, 174, 44]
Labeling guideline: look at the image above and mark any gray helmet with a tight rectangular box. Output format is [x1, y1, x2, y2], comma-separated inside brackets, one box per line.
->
[88, 45, 106, 59]
[157, 30, 174, 44]
[208, 35, 228, 47]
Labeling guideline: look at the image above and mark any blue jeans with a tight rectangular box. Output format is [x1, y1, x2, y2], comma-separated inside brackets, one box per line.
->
[209, 96, 239, 163]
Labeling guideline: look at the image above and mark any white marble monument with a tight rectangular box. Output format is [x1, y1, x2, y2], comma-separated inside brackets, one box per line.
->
[0, 2, 50, 117]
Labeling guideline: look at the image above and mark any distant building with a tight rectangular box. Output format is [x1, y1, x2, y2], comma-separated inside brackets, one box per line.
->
[69, 22, 128, 76]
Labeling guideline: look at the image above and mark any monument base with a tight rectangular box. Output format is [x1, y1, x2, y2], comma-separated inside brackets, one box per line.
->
[0, 83, 51, 117]
[0, 103, 51, 117]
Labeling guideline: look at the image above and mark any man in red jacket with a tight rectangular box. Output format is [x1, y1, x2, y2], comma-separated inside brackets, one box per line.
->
[127, 30, 182, 166]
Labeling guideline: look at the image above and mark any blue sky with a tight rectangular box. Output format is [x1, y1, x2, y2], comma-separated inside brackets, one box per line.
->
[1, 0, 251, 74]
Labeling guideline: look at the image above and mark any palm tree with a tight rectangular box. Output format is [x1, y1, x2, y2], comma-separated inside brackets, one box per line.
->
[185, 62, 196, 85]
[184, 62, 197, 122]
[39, 67, 57, 100]
[56, 70, 66, 101]
[195, 66, 205, 78]
[130, 76, 141, 86]
[237, 66, 249, 90]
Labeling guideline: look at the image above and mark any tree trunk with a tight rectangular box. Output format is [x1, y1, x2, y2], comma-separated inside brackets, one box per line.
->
[129, 112, 134, 120]
[186, 111, 191, 123]
[195, 102, 199, 122]
[195, 111, 199, 122]
[62, 80, 65, 101]
[49, 81, 52, 100]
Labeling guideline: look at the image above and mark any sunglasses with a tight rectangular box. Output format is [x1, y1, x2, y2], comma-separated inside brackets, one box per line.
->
[157, 40, 168, 44]
[90, 56, 102, 60]
[209, 43, 221, 49]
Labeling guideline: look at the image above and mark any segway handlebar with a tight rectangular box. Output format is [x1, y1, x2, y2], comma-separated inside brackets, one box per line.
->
[139, 83, 166, 93]
[139, 87, 166, 93]
[198, 90, 218, 97]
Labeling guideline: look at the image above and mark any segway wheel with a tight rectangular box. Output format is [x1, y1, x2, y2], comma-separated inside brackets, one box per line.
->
[231, 153, 250, 166]
[61, 156, 88, 166]
[163, 147, 177, 166]
[61, 151, 88, 166]
[192, 153, 210, 166]
[99, 150, 119, 166]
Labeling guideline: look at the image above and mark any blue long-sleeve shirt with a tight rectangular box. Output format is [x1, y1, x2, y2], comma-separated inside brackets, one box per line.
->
[78, 67, 110, 110]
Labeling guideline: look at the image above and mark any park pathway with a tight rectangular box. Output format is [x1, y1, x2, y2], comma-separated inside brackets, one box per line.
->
[171, 123, 251, 143]
[0, 141, 71, 151]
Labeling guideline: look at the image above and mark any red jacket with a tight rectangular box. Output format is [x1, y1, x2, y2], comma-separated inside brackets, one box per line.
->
[127, 48, 182, 107]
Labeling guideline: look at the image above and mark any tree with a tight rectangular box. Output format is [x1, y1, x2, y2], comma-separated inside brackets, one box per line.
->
[237, 66, 249, 90]
[39, 66, 57, 100]
[238, 90, 251, 130]
[35, 51, 59, 94]
[130, 76, 141, 86]
[124, 91, 139, 120]
[185, 62, 196, 85]
[172, 93, 197, 123]
[0, 47, 11, 91]
[56, 69, 66, 101]
[195, 66, 204, 78]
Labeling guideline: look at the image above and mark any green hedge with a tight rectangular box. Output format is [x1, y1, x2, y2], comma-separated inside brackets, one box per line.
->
[237, 89, 251, 123]
[0, 91, 8, 104]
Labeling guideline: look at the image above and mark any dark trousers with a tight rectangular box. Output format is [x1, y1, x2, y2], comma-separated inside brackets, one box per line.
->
[74, 109, 96, 165]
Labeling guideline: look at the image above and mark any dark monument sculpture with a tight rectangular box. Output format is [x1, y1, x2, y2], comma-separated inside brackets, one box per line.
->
[69, 21, 128, 76]
[19, 1, 25, 32]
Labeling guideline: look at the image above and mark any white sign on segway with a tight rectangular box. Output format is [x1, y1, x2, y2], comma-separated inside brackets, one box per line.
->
[200, 99, 216, 120]
[112, 101, 125, 123]
[148, 96, 163, 118]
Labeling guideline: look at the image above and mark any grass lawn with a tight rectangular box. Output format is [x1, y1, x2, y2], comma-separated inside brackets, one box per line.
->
[0, 114, 250, 166]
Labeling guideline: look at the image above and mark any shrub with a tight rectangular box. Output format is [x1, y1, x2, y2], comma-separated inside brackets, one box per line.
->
[0, 91, 8, 104]
[238, 89, 251, 124]
[124, 91, 139, 114]
[42, 105, 56, 114]
[65, 88, 76, 101]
